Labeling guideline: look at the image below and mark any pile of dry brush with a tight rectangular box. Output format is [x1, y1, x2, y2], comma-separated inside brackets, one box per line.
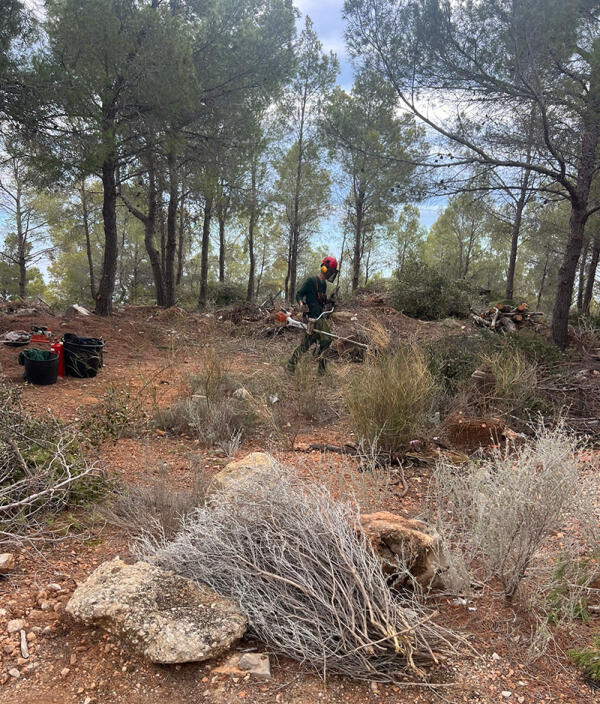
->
[0, 383, 101, 544]
[139, 463, 462, 681]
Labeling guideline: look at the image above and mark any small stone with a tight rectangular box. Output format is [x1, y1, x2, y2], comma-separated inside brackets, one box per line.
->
[0, 608, 7, 617]
[501, 692, 512, 699]
[517, 698, 524, 704]
[492, 652, 501, 661]
[47, 583, 62, 592]
[237, 653, 271, 681]
[60, 667, 70, 677]
[7, 619, 25, 633]
[8, 668, 20, 679]
[0, 553, 15, 574]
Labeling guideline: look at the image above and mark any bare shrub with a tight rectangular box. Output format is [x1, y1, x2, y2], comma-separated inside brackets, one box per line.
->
[155, 395, 255, 448]
[139, 463, 460, 681]
[100, 461, 210, 541]
[0, 383, 104, 545]
[430, 422, 582, 598]
[300, 439, 395, 514]
[347, 346, 437, 454]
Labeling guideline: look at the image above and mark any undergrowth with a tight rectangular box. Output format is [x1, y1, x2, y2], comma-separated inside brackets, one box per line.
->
[0, 383, 106, 544]
[568, 637, 600, 685]
[347, 346, 437, 453]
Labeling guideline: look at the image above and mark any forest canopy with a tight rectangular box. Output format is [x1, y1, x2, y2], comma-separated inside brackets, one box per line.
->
[1, 0, 600, 347]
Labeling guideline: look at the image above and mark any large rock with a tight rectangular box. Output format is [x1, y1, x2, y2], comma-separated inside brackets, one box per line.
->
[66, 558, 246, 664]
[0, 553, 15, 574]
[360, 512, 446, 588]
[209, 452, 275, 496]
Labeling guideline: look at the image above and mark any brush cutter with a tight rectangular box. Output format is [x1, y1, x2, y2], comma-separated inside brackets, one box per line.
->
[274, 309, 369, 350]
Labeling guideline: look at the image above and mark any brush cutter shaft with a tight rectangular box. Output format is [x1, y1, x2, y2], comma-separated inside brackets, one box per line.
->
[281, 311, 369, 350]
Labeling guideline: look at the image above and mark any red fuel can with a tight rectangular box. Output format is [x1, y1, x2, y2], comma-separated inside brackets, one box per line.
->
[50, 341, 65, 378]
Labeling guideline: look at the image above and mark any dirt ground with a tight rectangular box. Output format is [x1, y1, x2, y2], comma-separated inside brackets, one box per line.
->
[0, 304, 597, 704]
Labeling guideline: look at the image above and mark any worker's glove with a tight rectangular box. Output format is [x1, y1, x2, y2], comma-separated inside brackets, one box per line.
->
[307, 318, 315, 335]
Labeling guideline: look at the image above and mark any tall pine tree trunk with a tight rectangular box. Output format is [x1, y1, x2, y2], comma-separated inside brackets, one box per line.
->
[199, 195, 213, 308]
[552, 114, 599, 349]
[247, 163, 257, 301]
[577, 237, 590, 311]
[352, 193, 364, 291]
[14, 183, 26, 298]
[145, 164, 166, 306]
[176, 189, 185, 287]
[505, 169, 530, 301]
[583, 235, 600, 314]
[218, 215, 226, 283]
[96, 156, 119, 315]
[164, 149, 178, 307]
[80, 182, 96, 302]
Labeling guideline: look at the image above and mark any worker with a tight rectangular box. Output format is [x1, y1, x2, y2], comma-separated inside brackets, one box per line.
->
[286, 256, 338, 375]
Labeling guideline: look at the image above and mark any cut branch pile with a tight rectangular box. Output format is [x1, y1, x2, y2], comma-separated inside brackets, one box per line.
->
[0, 383, 103, 544]
[140, 463, 462, 681]
[470, 302, 543, 333]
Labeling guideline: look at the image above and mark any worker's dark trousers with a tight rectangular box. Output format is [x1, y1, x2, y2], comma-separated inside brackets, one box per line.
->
[287, 319, 332, 374]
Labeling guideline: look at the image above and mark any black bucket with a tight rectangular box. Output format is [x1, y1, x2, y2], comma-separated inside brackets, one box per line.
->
[63, 334, 104, 378]
[20, 350, 59, 385]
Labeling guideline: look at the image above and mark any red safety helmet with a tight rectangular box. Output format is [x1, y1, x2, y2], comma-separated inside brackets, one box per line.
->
[321, 256, 339, 282]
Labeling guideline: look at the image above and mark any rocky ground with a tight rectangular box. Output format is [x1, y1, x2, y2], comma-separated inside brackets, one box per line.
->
[0, 302, 597, 703]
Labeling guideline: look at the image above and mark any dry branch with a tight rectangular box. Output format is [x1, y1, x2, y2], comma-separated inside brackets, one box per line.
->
[140, 464, 463, 681]
[470, 302, 543, 333]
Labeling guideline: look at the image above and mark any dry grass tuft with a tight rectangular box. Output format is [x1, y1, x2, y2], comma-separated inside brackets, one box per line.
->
[346, 346, 438, 454]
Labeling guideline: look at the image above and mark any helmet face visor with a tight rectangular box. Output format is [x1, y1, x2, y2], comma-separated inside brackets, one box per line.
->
[325, 268, 338, 283]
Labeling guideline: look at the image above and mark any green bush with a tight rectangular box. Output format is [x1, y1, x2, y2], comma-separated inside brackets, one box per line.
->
[207, 281, 247, 306]
[426, 333, 489, 394]
[346, 346, 438, 453]
[568, 636, 600, 685]
[502, 329, 565, 369]
[391, 261, 472, 320]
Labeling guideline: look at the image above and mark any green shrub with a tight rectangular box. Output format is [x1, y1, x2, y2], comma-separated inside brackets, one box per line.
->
[80, 382, 151, 445]
[207, 281, 247, 306]
[546, 555, 598, 625]
[391, 261, 473, 320]
[502, 329, 565, 369]
[426, 333, 489, 394]
[568, 637, 600, 685]
[346, 346, 437, 453]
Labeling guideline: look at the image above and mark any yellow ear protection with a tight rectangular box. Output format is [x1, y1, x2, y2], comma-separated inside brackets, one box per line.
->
[321, 265, 328, 275]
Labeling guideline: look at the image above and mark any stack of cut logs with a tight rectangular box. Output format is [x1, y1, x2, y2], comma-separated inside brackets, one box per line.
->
[470, 302, 543, 333]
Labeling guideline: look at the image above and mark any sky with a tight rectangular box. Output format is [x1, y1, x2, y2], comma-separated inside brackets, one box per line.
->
[294, 0, 354, 89]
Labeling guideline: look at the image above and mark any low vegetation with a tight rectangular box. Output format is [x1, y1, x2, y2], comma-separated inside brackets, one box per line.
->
[140, 463, 461, 681]
[0, 383, 104, 543]
[568, 637, 600, 687]
[430, 423, 589, 598]
[347, 346, 437, 453]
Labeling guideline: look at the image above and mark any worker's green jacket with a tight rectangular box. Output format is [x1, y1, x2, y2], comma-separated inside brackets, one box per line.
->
[295, 276, 327, 318]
